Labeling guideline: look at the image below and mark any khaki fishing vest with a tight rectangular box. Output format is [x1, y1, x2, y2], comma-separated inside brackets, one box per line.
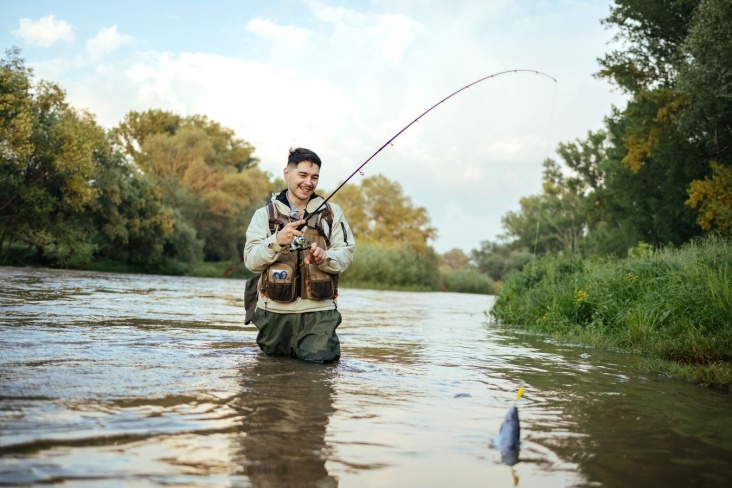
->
[260, 201, 339, 302]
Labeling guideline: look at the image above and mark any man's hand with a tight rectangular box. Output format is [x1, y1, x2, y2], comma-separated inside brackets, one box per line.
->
[304, 242, 326, 265]
[276, 220, 305, 246]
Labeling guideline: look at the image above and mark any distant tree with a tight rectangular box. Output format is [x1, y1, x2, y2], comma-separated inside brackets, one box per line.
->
[501, 159, 589, 255]
[471, 240, 532, 281]
[90, 151, 174, 265]
[331, 174, 436, 253]
[0, 49, 174, 268]
[439, 248, 470, 272]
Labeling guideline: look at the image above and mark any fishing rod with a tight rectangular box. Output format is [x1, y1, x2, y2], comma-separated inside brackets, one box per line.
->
[301, 69, 558, 226]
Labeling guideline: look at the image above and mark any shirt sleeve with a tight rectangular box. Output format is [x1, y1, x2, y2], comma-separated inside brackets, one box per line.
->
[243, 207, 285, 274]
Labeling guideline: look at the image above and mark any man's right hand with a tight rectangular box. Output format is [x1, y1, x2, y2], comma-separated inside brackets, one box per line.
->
[276, 220, 305, 246]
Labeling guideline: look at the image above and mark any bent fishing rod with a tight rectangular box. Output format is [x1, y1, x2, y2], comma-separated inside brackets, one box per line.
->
[300, 69, 558, 226]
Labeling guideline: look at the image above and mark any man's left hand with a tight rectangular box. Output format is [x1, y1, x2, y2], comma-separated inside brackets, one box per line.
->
[304, 242, 326, 266]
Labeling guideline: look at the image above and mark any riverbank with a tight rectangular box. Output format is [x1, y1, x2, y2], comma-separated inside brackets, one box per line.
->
[489, 236, 732, 390]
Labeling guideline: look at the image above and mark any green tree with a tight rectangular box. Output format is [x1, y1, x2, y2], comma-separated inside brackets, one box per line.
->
[1, 49, 175, 268]
[470, 240, 532, 282]
[593, 0, 715, 248]
[90, 150, 174, 265]
[597, 0, 698, 94]
[0, 49, 106, 265]
[677, 0, 732, 161]
[501, 159, 589, 255]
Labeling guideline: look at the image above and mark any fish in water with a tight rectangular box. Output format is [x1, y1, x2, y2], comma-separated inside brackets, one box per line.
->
[492, 404, 521, 466]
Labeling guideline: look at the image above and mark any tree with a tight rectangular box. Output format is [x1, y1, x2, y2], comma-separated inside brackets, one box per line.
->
[501, 159, 589, 255]
[330, 174, 436, 252]
[686, 162, 732, 231]
[0, 48, 107, 265]
[593, 0, 714, 248]
[90, 150, 174, 265]
[596, 0, 698, 94]
[470, 240, 532, 282]
[677, 0, 732, 161]
[114, 110, 272, 264]
[439, 248, 470, 272]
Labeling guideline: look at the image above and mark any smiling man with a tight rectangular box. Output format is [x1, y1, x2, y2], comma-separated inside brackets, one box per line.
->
[244, 147, 355, 362]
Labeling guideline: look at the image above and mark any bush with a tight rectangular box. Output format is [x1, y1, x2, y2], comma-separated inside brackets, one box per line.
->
[340, 242, 439, 291]
[441, 269, 498, 295]
[490, 236, 732, 369]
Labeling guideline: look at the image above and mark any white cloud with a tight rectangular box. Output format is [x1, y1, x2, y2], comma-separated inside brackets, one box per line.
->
[312, 5, 422, 66]
[86, 26, 134, 59]
[245, 18, 311, 46]
[13, 15, 74, 47]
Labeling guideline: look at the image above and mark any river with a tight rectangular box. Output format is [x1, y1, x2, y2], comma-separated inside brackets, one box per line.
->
[1, 266, 731, 487]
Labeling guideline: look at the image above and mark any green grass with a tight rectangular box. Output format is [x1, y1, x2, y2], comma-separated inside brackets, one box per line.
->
[490, 236, 732, 388]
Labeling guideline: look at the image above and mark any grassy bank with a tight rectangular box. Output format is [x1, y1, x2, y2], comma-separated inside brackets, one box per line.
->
[490, 236, 732, 389]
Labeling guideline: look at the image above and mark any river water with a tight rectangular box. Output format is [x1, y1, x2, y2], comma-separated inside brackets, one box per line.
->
[1, 266, 731, 487]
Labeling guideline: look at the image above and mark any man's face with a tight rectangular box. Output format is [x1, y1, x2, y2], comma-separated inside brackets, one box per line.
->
[284, 161, 320, 205]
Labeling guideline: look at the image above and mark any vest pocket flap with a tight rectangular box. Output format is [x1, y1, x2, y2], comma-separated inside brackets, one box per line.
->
[265, 264, 296, 302]
[304, 264, 336, 300]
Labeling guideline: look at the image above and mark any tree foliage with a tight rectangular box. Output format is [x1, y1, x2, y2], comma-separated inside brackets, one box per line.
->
[497, 0, 731, 262]
[0, 49, 268, 271]
[113, 110, 272, 264]
[330, 174, 436, 253]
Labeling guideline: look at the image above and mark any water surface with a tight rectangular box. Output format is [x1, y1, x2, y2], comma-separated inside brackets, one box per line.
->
[1, 267, 730, 487]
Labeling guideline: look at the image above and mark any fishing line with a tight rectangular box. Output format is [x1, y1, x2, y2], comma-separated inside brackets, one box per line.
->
[533, 79, 558, 257]
[300, 69, 558, 226]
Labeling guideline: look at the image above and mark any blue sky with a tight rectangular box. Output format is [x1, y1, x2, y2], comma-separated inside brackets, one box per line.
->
[1, 0, 627, 253]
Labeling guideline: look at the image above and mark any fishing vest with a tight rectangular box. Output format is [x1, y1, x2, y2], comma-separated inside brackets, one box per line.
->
[260, 201, 339, 302]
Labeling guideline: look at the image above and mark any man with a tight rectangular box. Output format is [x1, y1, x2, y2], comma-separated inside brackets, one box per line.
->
[244, 147, 355, 362]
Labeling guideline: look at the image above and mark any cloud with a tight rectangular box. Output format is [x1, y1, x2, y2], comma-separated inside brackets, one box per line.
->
[86, 26, 134, 59]
[312, 5, 422, 66]
[246, 18, 311, 46]
[13, 15, 74, 47]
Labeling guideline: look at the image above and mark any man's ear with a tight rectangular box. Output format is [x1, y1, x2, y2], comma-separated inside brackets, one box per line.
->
[283, 166, 290, 180]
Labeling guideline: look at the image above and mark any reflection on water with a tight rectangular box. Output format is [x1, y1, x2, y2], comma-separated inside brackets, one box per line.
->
[233, 358, 338, 487]
[1, 266, 731, 487]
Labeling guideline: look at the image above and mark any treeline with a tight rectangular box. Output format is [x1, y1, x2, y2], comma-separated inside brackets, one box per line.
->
[491, 0, 731, 258]
[4, 0, 729, 295]
[0, 47, 274, 275]
[0, 47, 494, 292]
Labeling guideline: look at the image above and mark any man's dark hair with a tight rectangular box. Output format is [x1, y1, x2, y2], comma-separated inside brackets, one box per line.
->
[288, 147, 322, 168]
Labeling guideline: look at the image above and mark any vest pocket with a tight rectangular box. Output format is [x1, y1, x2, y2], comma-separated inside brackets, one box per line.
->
[264, 264, 296, 302]
[304, 264, 336, 299]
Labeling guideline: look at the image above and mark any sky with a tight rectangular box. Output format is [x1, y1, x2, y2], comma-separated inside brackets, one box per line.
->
[1, 0, 627, 254]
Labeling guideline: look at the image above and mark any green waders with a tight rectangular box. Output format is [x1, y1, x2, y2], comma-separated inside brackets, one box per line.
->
[251, 308, 342, 363]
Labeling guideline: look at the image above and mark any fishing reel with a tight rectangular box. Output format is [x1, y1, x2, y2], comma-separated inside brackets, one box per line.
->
[291, 235, 312, 251]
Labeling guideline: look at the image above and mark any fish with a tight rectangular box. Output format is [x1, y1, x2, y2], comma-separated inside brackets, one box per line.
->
[492, 404, 521, 466]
